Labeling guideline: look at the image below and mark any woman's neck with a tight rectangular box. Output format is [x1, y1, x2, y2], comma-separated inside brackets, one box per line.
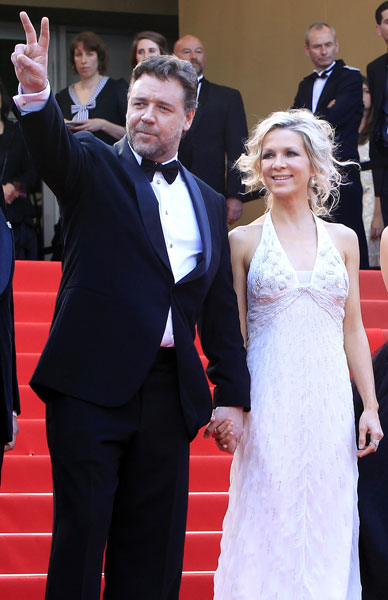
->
[270, 195, 312, 226]
[76, 73, 102, 92]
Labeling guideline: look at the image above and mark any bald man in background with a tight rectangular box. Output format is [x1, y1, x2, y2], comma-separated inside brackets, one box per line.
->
[174, 35, 248, 224]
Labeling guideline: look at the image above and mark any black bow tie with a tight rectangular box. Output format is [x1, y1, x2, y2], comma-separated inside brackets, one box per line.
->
[140, 158, 179, 185]
[313, 66, 335, 80]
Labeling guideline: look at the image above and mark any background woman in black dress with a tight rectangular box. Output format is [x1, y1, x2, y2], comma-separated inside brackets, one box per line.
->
[56, 31, 127, 146]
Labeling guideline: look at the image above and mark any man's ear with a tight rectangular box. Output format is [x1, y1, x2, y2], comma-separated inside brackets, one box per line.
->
[183, 108, 196, 132]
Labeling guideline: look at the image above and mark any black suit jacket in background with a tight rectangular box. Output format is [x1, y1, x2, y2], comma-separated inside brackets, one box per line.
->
[292, 59, 363, 161]
[0, 187, 19, 445]
[367, 52, 388, 196]
[16, 94, 250, 441]
[178, 78, 248, 200]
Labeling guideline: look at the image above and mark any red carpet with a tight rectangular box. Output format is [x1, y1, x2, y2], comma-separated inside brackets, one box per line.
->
[1, 262, 387, 599]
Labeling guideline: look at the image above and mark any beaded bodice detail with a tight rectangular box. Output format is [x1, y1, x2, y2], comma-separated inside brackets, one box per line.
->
[246, 212, 349, 338]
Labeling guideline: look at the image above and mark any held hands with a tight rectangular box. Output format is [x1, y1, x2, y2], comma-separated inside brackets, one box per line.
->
[203, 406, 244, 454]
[357, 408, 384, 458]
[11, 11, 49, 94]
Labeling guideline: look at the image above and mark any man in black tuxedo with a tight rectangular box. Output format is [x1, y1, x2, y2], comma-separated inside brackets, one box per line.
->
[367, 2, 388, 229]
[12, 12, 250, 600]
[174, 34, 248, 225]
[293, 22, 369, 268]
[0, 186, 19, 483]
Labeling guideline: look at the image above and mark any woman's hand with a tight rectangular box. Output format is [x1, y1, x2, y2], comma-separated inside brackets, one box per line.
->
[357, 408, 384, 458]
[2, 183, 18, 205]
[371, 197, 384, 240]
[66, 118, 106, 133]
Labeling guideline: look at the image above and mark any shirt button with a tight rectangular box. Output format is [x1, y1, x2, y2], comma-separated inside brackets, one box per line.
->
[165, 210, 168, 215]
[169, 243, 173, 248]
[156, 179, 161, 184]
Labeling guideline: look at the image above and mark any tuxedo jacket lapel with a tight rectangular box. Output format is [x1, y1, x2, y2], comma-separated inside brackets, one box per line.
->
[315, 62, 341, 114]
[179, 165, 212, 283]
[115, 138, 172, 273]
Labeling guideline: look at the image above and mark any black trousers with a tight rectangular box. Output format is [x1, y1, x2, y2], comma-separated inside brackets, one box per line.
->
[44, 349, 190, 600]
[332, 168, 369, 269]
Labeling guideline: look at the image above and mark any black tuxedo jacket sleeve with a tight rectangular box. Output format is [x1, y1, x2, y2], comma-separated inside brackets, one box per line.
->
[367, 53, 388, 196]
[0, 188, 20, 444]
[293, 60, 363, 160]
[178, 79, 248, 200]
[16, 93, 250, 440]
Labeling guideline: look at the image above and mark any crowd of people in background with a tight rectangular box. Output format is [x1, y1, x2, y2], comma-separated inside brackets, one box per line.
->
[2, 3, 388, 266]
[2, 4, 388, 600]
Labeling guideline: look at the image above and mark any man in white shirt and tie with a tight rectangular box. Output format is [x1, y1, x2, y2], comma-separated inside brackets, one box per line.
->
[293, 22, 368, 268]
[11, 12, 250, 600]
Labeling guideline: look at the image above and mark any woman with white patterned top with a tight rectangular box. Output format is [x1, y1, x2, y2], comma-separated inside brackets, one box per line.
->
[213, 110, 383, 600]
[56, 31, 127, 146]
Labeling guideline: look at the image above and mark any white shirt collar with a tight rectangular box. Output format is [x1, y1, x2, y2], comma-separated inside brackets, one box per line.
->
[313, 61, 336, 76]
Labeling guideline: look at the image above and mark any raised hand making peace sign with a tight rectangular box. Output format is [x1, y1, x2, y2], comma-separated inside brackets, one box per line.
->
[11, 11, 49, 94]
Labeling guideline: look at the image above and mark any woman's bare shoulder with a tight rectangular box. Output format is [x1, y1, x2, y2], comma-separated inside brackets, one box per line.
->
[320, 219, 358, 256]
[229, 218, 265, 268]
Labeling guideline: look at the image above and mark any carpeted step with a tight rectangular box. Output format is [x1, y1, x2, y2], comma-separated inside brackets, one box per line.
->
[11, 420, 48, 456]
[18, 386, 45, 419]
[14, 292, 56, 323]
[0, 492, 228, 534]
[13, 261, 62, 292]
[359, 269, 388, 300]
[1, 455, 232, 493]
[361, 299, 388, 328]
[15, 323, 50, 354]
[0, 531, 221, 574]
[365, 328, 388, 354]
[0, 572, 214, 600]
[16, 353, 40, 385]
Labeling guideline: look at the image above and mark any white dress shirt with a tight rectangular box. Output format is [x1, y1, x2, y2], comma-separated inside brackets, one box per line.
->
[312, 61, 335, 113]
[131, 147, 202, 346]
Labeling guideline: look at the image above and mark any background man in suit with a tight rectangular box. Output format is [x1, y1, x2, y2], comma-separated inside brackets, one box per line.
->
[367, 2, 388, 228]
[174, 34, 249, 224]
[12, 12, 250, 600]
[0, 186, 19, 484]
[293, 23, 369, 268]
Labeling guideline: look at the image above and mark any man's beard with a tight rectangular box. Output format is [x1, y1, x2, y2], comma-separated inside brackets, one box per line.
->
[190, 59, 203, 76]
[126, 124, 183, 162]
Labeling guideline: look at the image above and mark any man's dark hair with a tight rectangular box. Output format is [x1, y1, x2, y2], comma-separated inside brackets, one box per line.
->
[69, 31, 108, 75]
[376, 2, 388, 24]
[130, 55, 197, 112]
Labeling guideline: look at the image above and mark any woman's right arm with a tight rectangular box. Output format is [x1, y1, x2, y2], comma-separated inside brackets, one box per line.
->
[228, 227, 250, 346]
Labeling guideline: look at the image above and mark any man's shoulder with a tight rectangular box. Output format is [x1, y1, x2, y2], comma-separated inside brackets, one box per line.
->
[334, 60, 361, 79]
[367, 52, 387, 71]
[204, 79, 242, 99]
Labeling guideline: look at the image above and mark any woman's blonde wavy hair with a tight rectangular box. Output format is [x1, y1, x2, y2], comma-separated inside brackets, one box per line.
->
[237, 109, 351, 217]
